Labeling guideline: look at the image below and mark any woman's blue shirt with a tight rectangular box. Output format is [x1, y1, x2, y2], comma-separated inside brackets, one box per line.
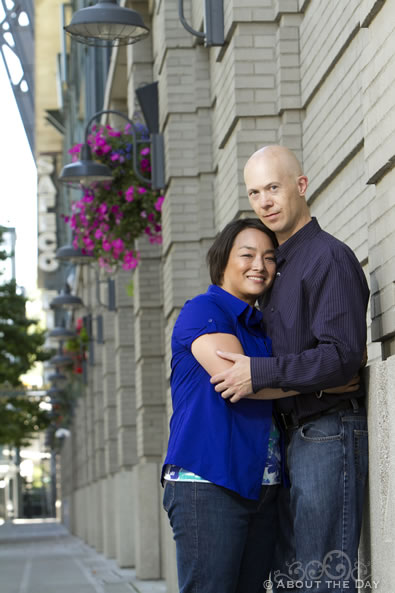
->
[162, 285, 273, 500]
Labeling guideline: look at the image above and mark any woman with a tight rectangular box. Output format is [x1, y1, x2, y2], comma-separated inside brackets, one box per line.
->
[162, 218, 294, 593]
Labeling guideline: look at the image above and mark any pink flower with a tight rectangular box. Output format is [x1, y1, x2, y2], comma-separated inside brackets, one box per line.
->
[155, 196, 165, 212]
[125, 186, 134, 202]
[102, 144, 112, 154]
[102, 239, 112, 252]
[137, 186, 147, 195]
[68, 143, 83, 155]
[83, 194, 94, 203]
[111, 153, 120, 161]
[112, 238, 124, 251]
[98, 203, 108, 214]
[140, 147, 150, 156]
[95, 229, 103, 239]
[140, 211, 147, 218]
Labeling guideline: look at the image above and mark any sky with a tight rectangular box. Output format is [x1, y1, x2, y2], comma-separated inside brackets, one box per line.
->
[0, 51, 37, 294]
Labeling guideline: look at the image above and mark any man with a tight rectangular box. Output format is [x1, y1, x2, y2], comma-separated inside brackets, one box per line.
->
[211, 145, 369, 593]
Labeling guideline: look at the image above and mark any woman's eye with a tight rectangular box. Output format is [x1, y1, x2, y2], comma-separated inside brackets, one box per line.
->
[264, 257, 276, 264]
[241, 254, 252, 258]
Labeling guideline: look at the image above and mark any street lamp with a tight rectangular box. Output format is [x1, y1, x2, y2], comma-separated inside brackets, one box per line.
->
[64, 0, 150, 47]
[50, 285, 84, 310]
[58, 83, 165, 190]
[56, 244, 95, 264]
[49, 327, 77, 341]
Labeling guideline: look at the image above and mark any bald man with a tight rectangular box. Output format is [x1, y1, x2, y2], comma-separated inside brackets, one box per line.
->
[211, 146, 369, 593]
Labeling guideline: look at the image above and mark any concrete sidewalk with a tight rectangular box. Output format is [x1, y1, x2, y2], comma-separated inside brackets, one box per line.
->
[0, 519, 167, 593]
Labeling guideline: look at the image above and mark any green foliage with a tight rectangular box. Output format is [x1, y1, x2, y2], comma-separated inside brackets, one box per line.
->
[0, 279, 50, 386]
[0, 230, 50, 386]
[0, 396, 50, 447]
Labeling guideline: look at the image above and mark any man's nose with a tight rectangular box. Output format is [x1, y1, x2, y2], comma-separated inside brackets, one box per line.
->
[259, 191, 273, 208]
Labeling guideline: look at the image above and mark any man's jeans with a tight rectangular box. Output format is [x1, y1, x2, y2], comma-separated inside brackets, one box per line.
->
[163, 480, 279, 593]
[272, 406, 368, 593]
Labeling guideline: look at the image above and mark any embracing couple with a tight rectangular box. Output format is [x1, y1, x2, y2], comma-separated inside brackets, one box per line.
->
[162, 145, 369, 593]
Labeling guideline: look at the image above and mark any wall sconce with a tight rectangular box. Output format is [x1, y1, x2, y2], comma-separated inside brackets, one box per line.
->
[56, 244, 95, 265]
[47, 387, 65, 399]
[48, 372, 69, 389]
[58, 83, 165, 190]
[49, 327, 77, 341]
[50, 284, 84, 310]
[64, 0, 150, 47]
[55, 246, 116, 313]
[48, 353, 74, 368]
[178, 0, 224, 46]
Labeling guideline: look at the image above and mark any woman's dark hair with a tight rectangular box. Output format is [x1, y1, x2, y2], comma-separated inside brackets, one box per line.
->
[207, 218, 277, 285]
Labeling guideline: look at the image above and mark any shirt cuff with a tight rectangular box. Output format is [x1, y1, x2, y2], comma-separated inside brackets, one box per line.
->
[251, 356, 279, 392]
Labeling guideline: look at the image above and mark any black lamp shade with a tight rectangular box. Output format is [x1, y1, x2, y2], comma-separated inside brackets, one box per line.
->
[64, 0, 150, 46]
[48, 372, 69, 388]
[58, 143, 113, 185]
[49, 327, 77, 341]
[48, 354, 74, 368]
[56, 244, 95, 264]
[50, 293, 84, 309]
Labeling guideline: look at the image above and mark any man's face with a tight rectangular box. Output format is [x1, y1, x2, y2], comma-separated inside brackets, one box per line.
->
[244, 154, 309, 244]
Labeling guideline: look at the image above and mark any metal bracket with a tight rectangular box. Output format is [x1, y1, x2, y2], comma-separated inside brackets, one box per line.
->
[178, 0, 224, 47]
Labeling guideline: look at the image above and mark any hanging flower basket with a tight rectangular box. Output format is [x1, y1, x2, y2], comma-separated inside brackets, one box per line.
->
[63, 122, 165, 272]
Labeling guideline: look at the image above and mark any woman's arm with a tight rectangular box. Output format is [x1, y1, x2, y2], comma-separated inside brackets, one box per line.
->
[191, 333, 296, 399]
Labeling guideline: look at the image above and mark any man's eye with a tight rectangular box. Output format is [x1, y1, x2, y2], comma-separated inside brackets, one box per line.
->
[270, 185, 278, 191]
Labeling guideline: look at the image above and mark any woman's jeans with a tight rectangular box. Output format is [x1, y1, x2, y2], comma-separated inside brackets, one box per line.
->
[163, 480, 279, 593]
[272, 406, 368, 593]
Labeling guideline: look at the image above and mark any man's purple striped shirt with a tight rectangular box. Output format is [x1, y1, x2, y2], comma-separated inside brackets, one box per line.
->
[252, 218, 370, 419]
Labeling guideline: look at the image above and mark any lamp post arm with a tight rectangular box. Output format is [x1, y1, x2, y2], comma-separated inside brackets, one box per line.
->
[84, 109, 150, 186]
[178, 0, 206, 39]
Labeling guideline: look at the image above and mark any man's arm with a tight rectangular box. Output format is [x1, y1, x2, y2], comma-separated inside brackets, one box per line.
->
[192, 334, 297, 399]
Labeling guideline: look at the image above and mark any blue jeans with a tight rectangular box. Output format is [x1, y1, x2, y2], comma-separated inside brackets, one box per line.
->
[272, 406, 368, 593]
[163, 480, 279, 593]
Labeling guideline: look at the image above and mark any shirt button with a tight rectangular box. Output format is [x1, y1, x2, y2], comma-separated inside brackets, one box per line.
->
[276, 272, 281, 277]
[208, 318, 213, 323]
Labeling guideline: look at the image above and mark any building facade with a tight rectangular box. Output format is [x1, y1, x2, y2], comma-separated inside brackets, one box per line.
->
[34, 1, 395, 591]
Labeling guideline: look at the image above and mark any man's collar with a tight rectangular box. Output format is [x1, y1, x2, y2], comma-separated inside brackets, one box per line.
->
[275, 217, 321, 264]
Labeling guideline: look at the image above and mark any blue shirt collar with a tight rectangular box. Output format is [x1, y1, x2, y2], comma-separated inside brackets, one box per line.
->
[207, 284, 263, 328]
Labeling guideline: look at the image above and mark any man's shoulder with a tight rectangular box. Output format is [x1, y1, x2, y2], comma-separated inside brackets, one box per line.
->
[307, 226, 359, 263]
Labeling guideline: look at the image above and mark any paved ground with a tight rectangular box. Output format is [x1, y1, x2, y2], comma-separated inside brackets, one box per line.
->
[0, 519, 167, 593]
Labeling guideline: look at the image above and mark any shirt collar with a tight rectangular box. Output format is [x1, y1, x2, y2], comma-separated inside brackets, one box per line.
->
[207, 284, 263, 327]
[275, 217, 321, 264]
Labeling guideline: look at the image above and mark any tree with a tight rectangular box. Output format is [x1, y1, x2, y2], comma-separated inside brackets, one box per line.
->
[0, 230, 50, 386]
[0, 396, 50, 447]
[0, 279, 50, 385]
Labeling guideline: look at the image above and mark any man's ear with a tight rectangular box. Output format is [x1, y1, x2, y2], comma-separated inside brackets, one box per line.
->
[297, 175, 308, 196]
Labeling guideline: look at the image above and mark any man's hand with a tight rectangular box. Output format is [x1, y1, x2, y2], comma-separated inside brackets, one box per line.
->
[210, 351, 252, 403]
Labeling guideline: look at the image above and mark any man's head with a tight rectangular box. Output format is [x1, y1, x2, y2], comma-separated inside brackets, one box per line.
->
[244, 145, 311, 244]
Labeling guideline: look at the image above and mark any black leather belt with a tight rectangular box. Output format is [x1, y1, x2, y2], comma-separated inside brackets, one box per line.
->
[278, 398, 362, 433]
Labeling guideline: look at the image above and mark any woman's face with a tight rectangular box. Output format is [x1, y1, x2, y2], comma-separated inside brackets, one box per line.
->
[220, 228, 276, 306]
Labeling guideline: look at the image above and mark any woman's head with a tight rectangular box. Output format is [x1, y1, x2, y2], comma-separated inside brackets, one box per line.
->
[207, 218, 277, 305]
